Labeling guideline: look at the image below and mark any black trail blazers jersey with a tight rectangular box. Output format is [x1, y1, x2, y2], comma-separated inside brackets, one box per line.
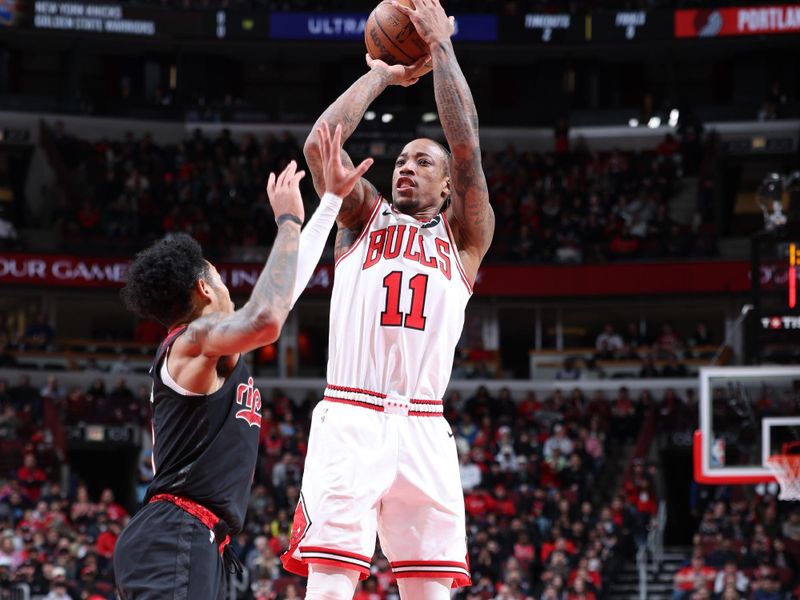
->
[144, 326, 261, 534]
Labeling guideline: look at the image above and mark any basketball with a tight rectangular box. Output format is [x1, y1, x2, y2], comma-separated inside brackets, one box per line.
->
[365, 0, 428, 66]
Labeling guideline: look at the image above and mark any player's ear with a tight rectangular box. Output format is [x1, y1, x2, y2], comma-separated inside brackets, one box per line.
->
[442, 176, 451, 200]
[195, 277, 214, 305]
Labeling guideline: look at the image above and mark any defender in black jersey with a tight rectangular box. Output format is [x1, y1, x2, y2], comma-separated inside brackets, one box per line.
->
[113, 162, 306, 600]
[113, 131, 373, 599]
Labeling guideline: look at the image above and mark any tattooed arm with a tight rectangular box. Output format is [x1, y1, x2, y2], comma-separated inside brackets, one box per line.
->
[394, 0, 494, 281]
[303, 55, 431, 256]
[189, 224, 299, 358]
[433, 38, 494, 269]
[180, 162, 305, 364]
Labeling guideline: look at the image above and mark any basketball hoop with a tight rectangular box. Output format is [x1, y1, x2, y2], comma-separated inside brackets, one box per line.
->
[766, 442, 800, 501]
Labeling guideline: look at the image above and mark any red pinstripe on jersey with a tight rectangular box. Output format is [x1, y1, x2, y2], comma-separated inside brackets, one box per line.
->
[441, 213, 474, 294]
[334, 196, 384, 268]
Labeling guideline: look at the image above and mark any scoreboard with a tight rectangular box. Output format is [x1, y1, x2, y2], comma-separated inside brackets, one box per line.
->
[791, 242, 799, 309]
[3, 2, 797, 44]
[751, 233, 800, 363]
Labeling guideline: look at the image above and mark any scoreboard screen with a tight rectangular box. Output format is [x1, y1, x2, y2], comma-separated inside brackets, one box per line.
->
[751, 233, 800, 362]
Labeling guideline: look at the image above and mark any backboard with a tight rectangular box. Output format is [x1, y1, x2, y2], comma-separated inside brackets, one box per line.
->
[694, 366, 800, 484]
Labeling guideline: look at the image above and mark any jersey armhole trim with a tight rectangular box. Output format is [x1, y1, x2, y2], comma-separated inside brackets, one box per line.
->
[441, 213, 474, 294]
[160, 346, 205, 397]
[334, 195, 384, 269]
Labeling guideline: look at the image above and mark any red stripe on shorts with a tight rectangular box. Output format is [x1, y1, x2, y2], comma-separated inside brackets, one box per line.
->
[409, 410, 444, 417]
[299, 546, 372, 579]
[323, 396, 384, 412]
[302, 547, 371, 563]
[326, 384, 387, 399]
[303, 556, 370, 577]
[391, 560, 468, 568]
[391, 561, 472, 588]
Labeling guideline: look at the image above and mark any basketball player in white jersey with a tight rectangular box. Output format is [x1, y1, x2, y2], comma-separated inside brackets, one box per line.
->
[282, 2, 494, 598]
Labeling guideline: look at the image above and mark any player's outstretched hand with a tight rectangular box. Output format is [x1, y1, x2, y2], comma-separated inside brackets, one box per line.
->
[366, 53, 432, 88]
[267, 160, 305, 225]
[318, 122, 374, 199]
[391, 0, 455, 47]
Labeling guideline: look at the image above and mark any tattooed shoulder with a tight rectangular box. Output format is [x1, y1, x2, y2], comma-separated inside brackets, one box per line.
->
[337, 178, 378, 231]
[184, 314, 221, 346]
[334, 227, 359, 262]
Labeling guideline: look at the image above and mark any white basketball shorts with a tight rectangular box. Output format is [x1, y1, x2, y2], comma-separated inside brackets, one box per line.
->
[281, 387, 471, 588]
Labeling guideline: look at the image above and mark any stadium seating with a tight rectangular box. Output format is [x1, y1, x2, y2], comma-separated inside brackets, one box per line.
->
[38, 125, 715, 265]
[0, 371, 669, 599]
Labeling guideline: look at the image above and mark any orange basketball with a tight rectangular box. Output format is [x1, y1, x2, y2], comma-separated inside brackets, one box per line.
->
[365, 0, 427, 66]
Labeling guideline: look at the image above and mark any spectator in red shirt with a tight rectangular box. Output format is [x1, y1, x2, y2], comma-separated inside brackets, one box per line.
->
[97, 488, 127, 522]
[541, 536, 576, 563]
[513, 532, 536, 572]
[517, 391, 541, 424]
[77, 200, 101, 235]
[465, 488, 496, 517]
[95, 521, 120, 559]
[567, 576, 597, 600]
[493, 485, 517, 517]
[631, 478, 657, 516]
[353, 577, 382, 600]
[371, 555, 394, 594]
[674, 555, 716, 599]
[17, 454, 47, 503]
[569, 560, 602, 593]
[657, 134, 681, 157]
[608, 229, 641, 258]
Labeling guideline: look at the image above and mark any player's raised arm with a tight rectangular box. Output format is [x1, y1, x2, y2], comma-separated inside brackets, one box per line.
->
[303, 55, 430, 233]
[182, 162, 306, 359]
[393, 0, 494, 279]
[291, 122, 374, 307]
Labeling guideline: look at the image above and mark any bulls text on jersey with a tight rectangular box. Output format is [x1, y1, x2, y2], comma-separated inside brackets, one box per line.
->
[362, 224, 452, 280]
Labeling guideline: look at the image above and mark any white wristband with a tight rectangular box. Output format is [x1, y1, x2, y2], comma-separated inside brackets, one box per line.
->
[290, 192, 343, 307]
[320, 192, 343, 207]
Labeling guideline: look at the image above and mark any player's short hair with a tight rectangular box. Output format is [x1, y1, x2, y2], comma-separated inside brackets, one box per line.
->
[429, 139, 452, 208]
[121, 233, 210, 326]
[422, 138, 451, 178]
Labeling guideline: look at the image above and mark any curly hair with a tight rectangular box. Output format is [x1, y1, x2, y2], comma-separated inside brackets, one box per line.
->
[120, 233, 210, 326]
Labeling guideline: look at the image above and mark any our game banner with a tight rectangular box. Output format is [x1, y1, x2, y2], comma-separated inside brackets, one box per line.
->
[0, 254, 334, 295]
[675, 4, 800, 38]
[268, 11, 498, 42]
[0, 254, 753, 297]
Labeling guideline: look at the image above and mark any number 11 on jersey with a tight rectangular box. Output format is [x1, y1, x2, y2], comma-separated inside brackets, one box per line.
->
[380, 271, 429, 331]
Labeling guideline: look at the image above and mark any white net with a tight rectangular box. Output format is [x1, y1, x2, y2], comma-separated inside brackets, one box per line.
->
[767, 455, 800, 501]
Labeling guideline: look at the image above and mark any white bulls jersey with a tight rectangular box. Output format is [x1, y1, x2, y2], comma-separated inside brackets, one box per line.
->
[327, 197, 473, 400]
